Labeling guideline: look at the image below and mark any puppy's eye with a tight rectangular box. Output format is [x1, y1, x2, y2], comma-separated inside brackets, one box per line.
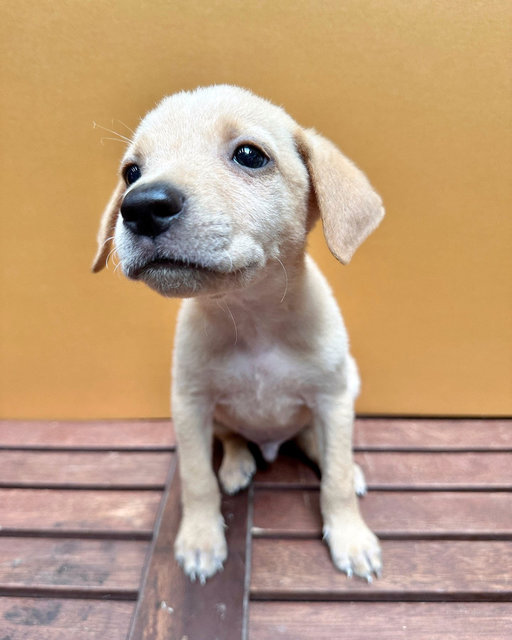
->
[233, 145, 269, 169]
[124, 164, 141, 185]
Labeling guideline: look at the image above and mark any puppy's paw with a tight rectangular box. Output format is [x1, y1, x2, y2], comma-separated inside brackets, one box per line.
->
[323, 517, 382, 582]
[353, 463, 367, 497]
[219, 448, 256, 495]
[174, 514, 227, 584]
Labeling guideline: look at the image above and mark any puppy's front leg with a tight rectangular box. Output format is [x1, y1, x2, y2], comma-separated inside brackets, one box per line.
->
[172, 391, 226, 583]
[316, 391, 382, 581]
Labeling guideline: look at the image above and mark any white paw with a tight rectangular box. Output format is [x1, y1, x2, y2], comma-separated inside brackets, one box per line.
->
[354, 463, 367, 497]
[323, 518, 382, 582]
[219, 449, 256, 495]
[174, 514, 227, 584]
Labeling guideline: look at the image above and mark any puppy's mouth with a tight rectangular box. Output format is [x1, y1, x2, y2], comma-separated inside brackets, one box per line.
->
[129, 257, 220, 279]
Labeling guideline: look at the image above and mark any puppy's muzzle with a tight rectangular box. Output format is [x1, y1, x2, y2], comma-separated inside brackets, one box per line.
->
[121, 181, 185, 238]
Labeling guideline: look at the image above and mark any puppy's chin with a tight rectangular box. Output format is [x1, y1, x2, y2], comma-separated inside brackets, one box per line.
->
[126, 262, 259, 298]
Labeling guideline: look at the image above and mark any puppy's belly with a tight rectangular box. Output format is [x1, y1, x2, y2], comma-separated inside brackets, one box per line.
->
[211, 345, 315, 451]
[214, 399, 311, 446]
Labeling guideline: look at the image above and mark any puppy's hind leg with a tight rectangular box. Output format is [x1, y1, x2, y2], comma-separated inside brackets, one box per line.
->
[353, 463, 367, 497]
[216, 427, 257, 495]
[295, 425, 321, 466]
[295, 426, 367, 496]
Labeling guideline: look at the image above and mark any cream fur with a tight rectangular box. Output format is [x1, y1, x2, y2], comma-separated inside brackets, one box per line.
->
[93, 85, 384, 583]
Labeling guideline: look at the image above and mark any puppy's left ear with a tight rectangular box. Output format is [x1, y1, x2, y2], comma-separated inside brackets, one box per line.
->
[91, 180, 125, 273]
[296, 128, 384, 264]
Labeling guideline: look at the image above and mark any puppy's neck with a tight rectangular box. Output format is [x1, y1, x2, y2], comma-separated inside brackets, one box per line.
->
[196, 253, 308, 344]
[214, 253, 304, 307]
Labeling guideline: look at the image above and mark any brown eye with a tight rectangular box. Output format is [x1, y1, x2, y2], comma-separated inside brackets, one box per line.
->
[233, 145, 269, 169]
[124, 164, 141, 185]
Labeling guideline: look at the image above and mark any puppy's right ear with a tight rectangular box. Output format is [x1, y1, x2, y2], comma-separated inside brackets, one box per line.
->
[296, 128, 384, 265]
[91, 180, 125, 273]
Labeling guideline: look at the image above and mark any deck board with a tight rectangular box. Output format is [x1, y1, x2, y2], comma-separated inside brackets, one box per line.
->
[249, 602, 512, 639]
[0, 598, 134, 639]
[354, 418, 512, 452]
[0, 420, 175, 450]
[251, 539, 512, 600]
[253, 490, 512, 537]
[3, 418, 509, 451]
[0, 451, 171, 488]
[354, 418, 512, 450]
[0, 538, 148, 592]
[356, 451, 512, 489]
[0, 489, 161, 535]
[127, 459, 250, 640]
[254, 451, 512, 489]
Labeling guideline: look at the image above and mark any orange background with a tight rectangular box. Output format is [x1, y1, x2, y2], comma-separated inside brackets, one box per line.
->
[1, 0, 511, 419]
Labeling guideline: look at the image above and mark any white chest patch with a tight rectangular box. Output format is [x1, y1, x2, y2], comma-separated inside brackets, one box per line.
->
[212, 344, 314, 445]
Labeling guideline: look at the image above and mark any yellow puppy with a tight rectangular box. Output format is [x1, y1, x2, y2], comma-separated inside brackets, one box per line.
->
[93, 85, 384, 584]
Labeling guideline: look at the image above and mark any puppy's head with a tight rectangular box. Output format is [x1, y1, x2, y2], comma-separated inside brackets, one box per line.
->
[93, 85, 384, 297]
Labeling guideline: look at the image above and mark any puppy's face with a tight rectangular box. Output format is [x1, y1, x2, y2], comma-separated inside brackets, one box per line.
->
[111, 86, 310, 297]
[93, 85, 385, 293]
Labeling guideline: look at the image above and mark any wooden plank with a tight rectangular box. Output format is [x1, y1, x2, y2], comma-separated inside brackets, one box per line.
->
[0, 598, 134, 640]
[356, 452, 512, 489]
[2, 418, 509, 451]
[255, 452, 512, 489]
[0, 537, 147, 594]
[354, 418, 512, 451]
[0, 489, 161, 535]
[0, 420, 175, 450]
[128, 460, 251, 640]
[249, 602, 512, 639]
[252, 490, 512, 538]
[251, 539, 512, 600]
[0, 451, 172, 488]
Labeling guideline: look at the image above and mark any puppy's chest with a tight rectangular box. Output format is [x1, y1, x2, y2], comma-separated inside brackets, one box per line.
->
[212, 343, 312, 433]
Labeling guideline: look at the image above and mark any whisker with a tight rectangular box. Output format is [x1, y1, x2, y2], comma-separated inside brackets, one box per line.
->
[100, 136, 130, 145]
[93, 121, 131, 143]
[101, 235, 116, 249]
[105, 244, 118, 269]
[217, 300, 238, 345]
[114, 118, 136, 136]
[275, 256, 288, 304]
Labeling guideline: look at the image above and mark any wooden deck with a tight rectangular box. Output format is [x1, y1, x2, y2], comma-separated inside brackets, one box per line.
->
[0, 418, 510, 638]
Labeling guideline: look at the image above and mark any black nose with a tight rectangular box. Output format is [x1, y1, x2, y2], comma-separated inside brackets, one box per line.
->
[120, 181, 185, 237]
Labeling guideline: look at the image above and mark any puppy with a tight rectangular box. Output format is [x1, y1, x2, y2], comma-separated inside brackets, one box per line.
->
[93, 85, 384, 584]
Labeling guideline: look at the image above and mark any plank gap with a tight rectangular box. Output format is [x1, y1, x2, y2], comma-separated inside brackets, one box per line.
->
[0, 483, 166, 491]
[251, 531, 512, 542]
[0, 530, 153, 541]
[0, 445, 176, 452]
[249, 592, 512, 603]
[354, 446, 512, 453]
[254, 484, 512, 492]
[0, 586, 139, 600]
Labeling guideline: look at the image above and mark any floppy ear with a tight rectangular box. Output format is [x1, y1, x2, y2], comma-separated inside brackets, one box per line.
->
[91, 180, 125, 273]
[297, 128, 384, 264]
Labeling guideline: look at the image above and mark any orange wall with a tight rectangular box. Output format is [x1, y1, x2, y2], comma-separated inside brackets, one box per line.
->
[1, 0, 511, 419]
